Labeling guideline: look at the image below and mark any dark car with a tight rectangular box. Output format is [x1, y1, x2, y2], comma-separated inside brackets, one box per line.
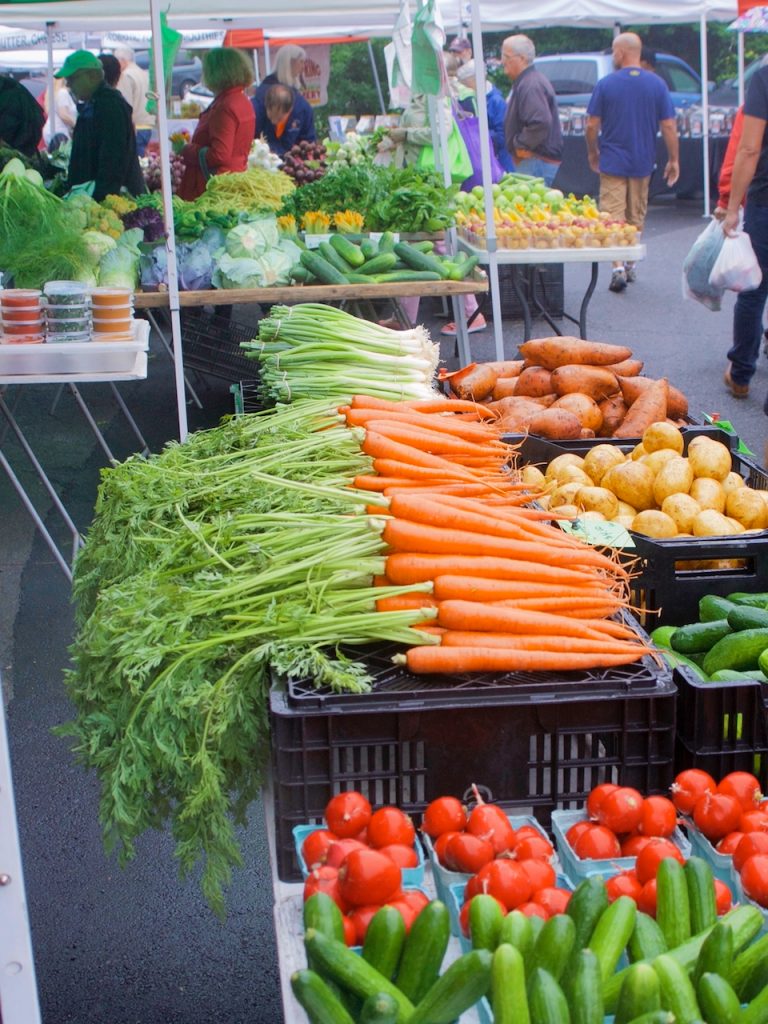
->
[709, 55, 767, 108]
[134, 51, 202, 98]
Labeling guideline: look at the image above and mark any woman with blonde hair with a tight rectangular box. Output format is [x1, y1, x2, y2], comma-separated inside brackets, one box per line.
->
[251, 43, 316, 156]
[178, 47, 255, 201]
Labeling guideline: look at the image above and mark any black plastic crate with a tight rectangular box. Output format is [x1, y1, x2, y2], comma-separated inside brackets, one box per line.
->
[495, 263, 564, 320]
[675, 739, 768, 791]
[180, 310, 259, 382]
[270, 628, 676, 881]
[674, 665, 768, 755]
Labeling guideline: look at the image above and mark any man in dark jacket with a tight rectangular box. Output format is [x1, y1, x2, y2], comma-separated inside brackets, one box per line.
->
[501, 34, 563, 185]
[56, 50, 145, 201]
[0, 75, 44, 157]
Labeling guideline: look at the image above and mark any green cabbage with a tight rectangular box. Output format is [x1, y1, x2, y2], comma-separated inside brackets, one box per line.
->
[212, 249, 293, 290]
[82, 230, 117, 264]
[224, 217, 279, 260]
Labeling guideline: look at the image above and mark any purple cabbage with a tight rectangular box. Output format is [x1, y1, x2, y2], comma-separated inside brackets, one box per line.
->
[123, 206, 166, 243]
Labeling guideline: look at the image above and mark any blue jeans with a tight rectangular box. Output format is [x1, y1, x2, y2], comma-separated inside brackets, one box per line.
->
[515, 157, 560, 186]
[136, 129, 152, 158]
[729, 202, 768, 387]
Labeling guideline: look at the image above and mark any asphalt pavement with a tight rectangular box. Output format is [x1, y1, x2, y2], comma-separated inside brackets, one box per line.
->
[2, 196, 767, 1024]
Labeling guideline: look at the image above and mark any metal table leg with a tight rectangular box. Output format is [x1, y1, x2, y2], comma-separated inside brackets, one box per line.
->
[67, 385, 116, 465]
[107, 384, 150, 457]
[579, 262, 600, 339]
[146, 309, 203, 410]
[510, 267, 533, 342]
[528, 267, 563, 337]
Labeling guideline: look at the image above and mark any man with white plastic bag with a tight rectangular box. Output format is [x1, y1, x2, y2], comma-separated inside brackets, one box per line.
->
[709, 226, 762, 294]
[683, 218, 726, 311]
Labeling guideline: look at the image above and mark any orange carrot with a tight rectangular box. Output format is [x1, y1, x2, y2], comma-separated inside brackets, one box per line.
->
[431, 575, 612, 604]
[382, 484, 507, 498]
[438, 630, 645, 653]
[403, 398, 498, 418]
[362, 432, 476, 475]
[354, 475, 431, 492]
[491, 597, 623, 617]
[436, 600, 624, 641]
[344, 407, 499, 442]
[364, 420, 508, 458]
[375, 594, 439, 612]
[373, 459, 529, 489]
[402, 646, 647, 674]
[385, 552, 616, 587]
[373, 575, 391, 587]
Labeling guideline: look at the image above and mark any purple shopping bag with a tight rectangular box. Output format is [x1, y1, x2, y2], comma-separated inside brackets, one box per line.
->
[454, 109, 504, 191]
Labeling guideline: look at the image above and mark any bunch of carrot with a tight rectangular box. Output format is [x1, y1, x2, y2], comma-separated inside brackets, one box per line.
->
[342, 394, 652, 676]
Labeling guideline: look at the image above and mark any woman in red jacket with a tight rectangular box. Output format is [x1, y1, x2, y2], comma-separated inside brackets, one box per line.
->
[178, 48, 255, 201]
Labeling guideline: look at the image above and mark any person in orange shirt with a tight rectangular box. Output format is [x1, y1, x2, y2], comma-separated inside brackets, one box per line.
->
[714, 105, 745, 216]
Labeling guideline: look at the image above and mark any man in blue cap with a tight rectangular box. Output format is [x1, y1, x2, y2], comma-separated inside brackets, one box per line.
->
[56, 49, 145, 200]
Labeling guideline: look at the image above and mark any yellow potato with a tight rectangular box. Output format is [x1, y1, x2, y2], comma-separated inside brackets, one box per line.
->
[613, 515, 636, 529]
[689, 477, 726, 513]
[582, 444, 626, 485]
[721, 471, 746, 496]
[616, 500, 638, 517]
[521, 464, 547, 489]
[692, 509, 740, 536]
[726, 488, 768, 530]
[643, 448, 681, 475]
[550, 503, 580, 518]
[661, 493, 701, 534]
[642, 422, 684, 455]
[630, 443, 648, 461]
[545, 453, 585, 482]
[602, 460, 655, 511]
[687, 435, 710, 450]
[579, 510, 606, 522]
[724, 516, 746, 533]
[556, 464, 594, 487]
[652, 456, 694, 505]
[687, 439, 732, 481]
[631, 509, 679, 538]
[550, 481, 584, 507]
[536, 494, 551, 510]
[577, 485, 620, 519]
[753, 489, 768, 506]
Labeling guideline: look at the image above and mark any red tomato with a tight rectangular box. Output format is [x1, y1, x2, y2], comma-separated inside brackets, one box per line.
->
[565, 821, 593, 848]
[516, 901, 550, 919]
[519, 858, 557, 893]
[387, 899, 419, 934]
[621, 834, 654, 857]
[467, 803, 516, 855]
[606, 870, 643, 903]
[348, 904, 381, 945]
[400, 889, 430, 915]
[717, 771, 763, 812]
[714, 878, 733, 915]
[325, 838, 367, 869]
[514, 825, 545, 844]
[341, 915, 357, 947]
[445, 832, 495, 874]
[740, 853, 768, 908]
[739, 811, 768, 834]
[377, 844, 419, 870]
[533, 887, 571, 916]
[325, 791, 372, 839]
[638, 796, 678, 838]
[670, 769, 716, 815]
[586, 783, 620, 821]
[471, 859, 533, 911]
[716, 831, 745, 855]
[355, 828, 368, 845]
[303, 866, 348, 911]
[367, 807, 416, 850]
[637, 878, 658, 917]
[734, 832, 768, 873]
[301, 828, 338, 869]
[597, 787, 644, 834]
[635, 838, 685, 885]
[421, 796, 468, 838]
[459, 900, 472, 937]
[572, 825, 622, 861]
[434, 831, 460, 866]
[693, 792, 743, 842]
[338, 848, 402, 907]
[513, 835, 555, 862]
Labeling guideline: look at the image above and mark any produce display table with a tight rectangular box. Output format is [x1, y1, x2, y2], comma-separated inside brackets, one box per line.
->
[457, 238, 646, 341]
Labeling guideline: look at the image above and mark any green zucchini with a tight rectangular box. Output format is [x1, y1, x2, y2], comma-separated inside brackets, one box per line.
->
[731, 932, 768, 1000]
[366, 271, 442, 284]
[656, 858, 691, 950]
[727, 592, 768, 608]
[291, 969, 356, 1024]
[394, 899, 449, 1003]
[362, 905, 406, 983]
[653, 952, 701, 1024]
[360, 238, 379, 261]
[588, 895, 637, 983]
[692, 920, 734, 988]
[623, 1014, 674, 1024]
[728, 605, 768, 631]
[700, 595, 739, 621]
[407, 948, 492, 1024]
[530, 913, 576, 982]
[378, 231, 396, 252]
[498, 910, 535, 966]
[330, 233, 365, 268]
[358, 253, 398, 275]
[568, 949, 603, 1024]
[670, 618, 732, 654]
[318, 240, 354, 274]
[650, 625, 678, 649]
[703, 627, 768, 676]
[566, 876, 610, 953]
[300, 249, 348, 285]
[491, 942, 529, 1024]
[469, 893, 505, 952]
[393, 241, 450, 279]
[628, 913, 668, 963]
[614, 963, 662, 1024]
[527, 967, 571, 1024]
[696, 971, 741, 1024]
[684, 857, 717, 935]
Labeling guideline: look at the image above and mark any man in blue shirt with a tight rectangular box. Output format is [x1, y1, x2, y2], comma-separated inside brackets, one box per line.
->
[586, 32, 679, 292]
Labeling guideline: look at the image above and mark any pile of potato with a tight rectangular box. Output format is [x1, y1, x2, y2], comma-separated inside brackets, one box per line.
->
[524, 422, 768, 539]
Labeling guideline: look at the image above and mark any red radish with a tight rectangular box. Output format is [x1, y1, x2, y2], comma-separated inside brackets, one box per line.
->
[635, 838, 684, 885]
[586, 782, 620, 820]
[533, 887, 571, 916]
[597, 787, 644, 834]
[421, 796, 467, 838]
[740, 853, 768, 908]
[717, 771, 763, 812]
[470, 859, 533, 911]
[606, 871, 643, 903]
[325, 791, 372, 838]
[301, 828, 337, 868]
[637, 878, 658, 917]
[303, 865, 348, 911]
[445, 832, 495, 874]
[572, 824, 621, 861]
[467, 788, 516, 855]
[734, 832, 768, 874]
[714, 878, 732, 915]
[621, 834, 654, 858]
[637, 795, 677, 838]
[325, 838, 367, 869]
[670, 768, 716, 815]
[367, 807, 416, 849]
[693, 792, 742, 842]
[716, 831, 745, 855]
[338, 848, 401, 907]
[377, 844, 419, 870]
[516, 901, 550, 919]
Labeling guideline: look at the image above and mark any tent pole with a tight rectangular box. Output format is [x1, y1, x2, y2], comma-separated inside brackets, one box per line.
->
[367, 39, 386, 114]
[149, 0, 188, 442]
[738, 29, 745, 107]
[45, 21, 55, 139]
[699, 12, 710, 216]
[469, 0, 504, 361]
[253, 48, 261, 86]
[264, 39, 271, 75]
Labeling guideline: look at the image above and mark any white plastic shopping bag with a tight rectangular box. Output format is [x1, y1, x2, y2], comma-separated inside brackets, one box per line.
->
[709, 230, 762, 293]
[682, 217, 726, 311]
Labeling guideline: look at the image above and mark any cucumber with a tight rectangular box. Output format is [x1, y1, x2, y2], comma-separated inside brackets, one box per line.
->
[330, 233, 365, 268]
[291, 264, 311, 282]
[660, 648, 709, 680]
[393, 241, 450, 279]
[650, 625, 678, 649]
[360, 238, 379, 261]
[304, 892, 346, 944]
[300, 249, 348, 285]
[685, 857, 717, 935]
[358, 253, 398, 275]
[345, 272, 376, 284]
[366, 271, 442, 283]
[291, 969, 356, 1024]
[703, 627, 768, 676]
[728, 605, 768, 631]
[692, 920, 734, 988]
[711, 668, 768, 681]
[469, 893, 505, 952]
[614, 963, 662, 1024]
[624, 1014, 674, 1024]
[656, 858, 691, 950]
[700, 595, 739, 621]
[527, 967, 571, 1024]
[362, 905, 406, 983]
[304, 930, 415, 1023]
[528, 914, 545, 945]
[411, 240, 436, 253]
[671, 618, 732, 654]
[568, 949, 603, 1024]
[456, 253, 480, 278]
[358, 992, 399, 1024]
[629, 913, 668, 963]
[653, 952, 701, 1024]
[498, 910, 535, 966]
[378, 231, 396, 252]
[727, 592, 768, 608]
[761, 648, 768, 677]
[731, 932, 768, 1000]
[491, 943, 529, 1024]
[741, 983, 768, 1024]
[696, 971, 741, 1024]
[318, 240, 354, 274]
[743, 952, 768, 1002]
[588, 895, 637, 983]
[530, 913, 576, 982]
[407, 948, 492, 1024]
[566, 876, 610, 952]
[394, 899, 450, 1003]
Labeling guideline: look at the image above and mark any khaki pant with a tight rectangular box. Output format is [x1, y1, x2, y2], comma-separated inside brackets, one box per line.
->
[599, 173, 651, 231]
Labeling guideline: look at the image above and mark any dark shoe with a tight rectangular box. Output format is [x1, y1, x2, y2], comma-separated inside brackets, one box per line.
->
[624, 263, 637, 283]
[724, 366, 749, 398]
[609, 269, 627, 293]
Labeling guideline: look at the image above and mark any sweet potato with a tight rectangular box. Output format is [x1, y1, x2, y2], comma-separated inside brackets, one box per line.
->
[604, 358, 644, 377]
[485, 359, 524, 378]
[613, 378, 669, 438]
[488, 396, 544, 420]
[598, 395, 628, 437]
[514, 365, 553, 398]
[518, 336, 633, 370]
[528, 407, 583, 440]
[550, 364, 619, 402]
[580, 428, 596, 439]
[451, 363, 497, 402]
[618, 375, 689, 419]
[552, 393, 603, 432]
[533, 394, 558, 407]
[491, 377, 520, 401]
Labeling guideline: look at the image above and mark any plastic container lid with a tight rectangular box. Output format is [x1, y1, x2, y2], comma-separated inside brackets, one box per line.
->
[91, 287, 133, 303]
[3, 320, 46, 332]
[1, 289, 42, 305]
[0, 334, 44, 344]
[46, 332, 92, 343]
[44, 281, 90, 298]
[45, 301, 91, 312]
